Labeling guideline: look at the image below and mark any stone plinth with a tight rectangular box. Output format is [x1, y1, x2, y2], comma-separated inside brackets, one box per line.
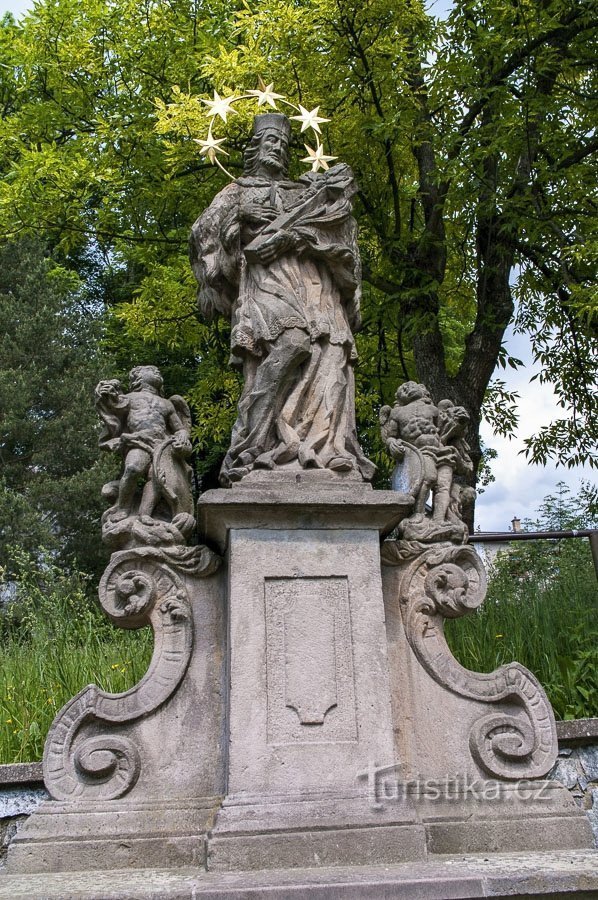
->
[8, 481, 595, 877]
[198, 481, 425, 870]
[198, 476, 412, 552]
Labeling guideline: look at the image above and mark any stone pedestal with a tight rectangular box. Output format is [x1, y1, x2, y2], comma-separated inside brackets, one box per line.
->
[196, 480, 593, 868]
[8, 481, 594, 879]
[199, 481, 426, 869]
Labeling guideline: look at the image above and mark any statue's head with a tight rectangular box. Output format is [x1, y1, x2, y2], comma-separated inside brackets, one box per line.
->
[129, 365, 164, 395]
[395, 381, 431, 405]
[243, 113, 291, 178]
[438, 399, 470, 428]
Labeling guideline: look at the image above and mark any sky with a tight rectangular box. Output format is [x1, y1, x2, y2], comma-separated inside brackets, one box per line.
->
[475, 327, 593, 532]
[2, 0, 595, 532]
[0, 0, 28, 17]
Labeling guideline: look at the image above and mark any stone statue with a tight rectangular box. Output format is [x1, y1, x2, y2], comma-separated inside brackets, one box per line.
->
[190, 113, 374, 486]
[380, 381, 474, 542]
[96, 365, 195, 547]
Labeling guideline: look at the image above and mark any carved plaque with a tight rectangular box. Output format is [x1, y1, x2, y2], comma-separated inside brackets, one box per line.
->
[265, 576, 357, 745]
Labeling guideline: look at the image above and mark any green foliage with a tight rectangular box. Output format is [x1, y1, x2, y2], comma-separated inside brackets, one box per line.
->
[0, 0, 595, 498]
[0, 238, 111, 578]
[446, 483, 598, 719]
[0, 547, 152, 763]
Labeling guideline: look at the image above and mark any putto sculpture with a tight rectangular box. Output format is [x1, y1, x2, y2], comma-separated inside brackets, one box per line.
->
[190, 113, 375, 486]
[95, 364, 195, 547]
[380, 381, 474, 542]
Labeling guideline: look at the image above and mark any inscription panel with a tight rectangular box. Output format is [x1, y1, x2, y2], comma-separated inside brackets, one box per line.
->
[265, 576, 357, 745]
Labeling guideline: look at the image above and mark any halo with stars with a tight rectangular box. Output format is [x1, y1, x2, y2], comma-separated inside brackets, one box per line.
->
[193, 78, 337, 180]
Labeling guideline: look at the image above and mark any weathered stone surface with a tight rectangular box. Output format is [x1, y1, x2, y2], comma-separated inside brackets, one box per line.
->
[0, 764, 43, 787]
[0, 789, 46, 819]
[380, 382, 474, 543]
[550, 758, 581, 790]
[588, 789, 598, 845]
[382, 540, 558, 782]
[8, 359, 227, 875]
[199, 486, 424, 869]
[7, 798, 221, 873]
[580, 745, 598, 782]
[557, 717, 598, 743]
[8, 559, 227, 873]
[96, 366, 197, 550]
[190, 114, 374, 486]
[1, 850, 598, 898]
[379, 541, 594, 854]
[198, 481, 412, 551]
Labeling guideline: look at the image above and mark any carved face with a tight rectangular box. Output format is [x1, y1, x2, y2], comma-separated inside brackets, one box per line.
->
[257, 129, 290, 175]
[396, 381, 431, 406]
[129, 365, 163, 394]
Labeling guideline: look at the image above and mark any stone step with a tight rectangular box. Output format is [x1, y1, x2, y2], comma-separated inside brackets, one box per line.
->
[1, 850, 597, 899]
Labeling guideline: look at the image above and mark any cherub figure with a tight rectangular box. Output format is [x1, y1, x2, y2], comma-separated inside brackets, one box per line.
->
[95, 366, 194, 546]
[437, 399, 475, 527]
[380, 382, 473, 542]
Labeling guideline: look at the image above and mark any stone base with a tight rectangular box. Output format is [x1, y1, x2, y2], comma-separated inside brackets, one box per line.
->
[426, 815, 593, 856]
[201, 780, 593, 872]
[207, 793, 426, 870]
[415, 781, 594, 855]
[7, 796, 222, 874]
[1, 850, 597, 898]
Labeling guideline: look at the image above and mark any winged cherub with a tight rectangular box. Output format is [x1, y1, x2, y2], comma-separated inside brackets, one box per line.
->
[95, 366, 194, 543]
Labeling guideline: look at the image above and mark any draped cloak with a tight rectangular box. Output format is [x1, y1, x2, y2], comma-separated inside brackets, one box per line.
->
[190, 165, 375, 483]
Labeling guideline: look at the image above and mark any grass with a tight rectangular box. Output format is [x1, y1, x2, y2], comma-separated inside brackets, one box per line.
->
[0, 550, 152, 763]
[445, 536, 598, 721]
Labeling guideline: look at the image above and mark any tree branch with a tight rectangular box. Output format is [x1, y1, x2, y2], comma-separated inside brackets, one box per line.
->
[448, 11, 594, 164]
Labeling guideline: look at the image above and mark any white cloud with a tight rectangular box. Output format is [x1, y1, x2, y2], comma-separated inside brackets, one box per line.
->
[476, 327, 594, 532]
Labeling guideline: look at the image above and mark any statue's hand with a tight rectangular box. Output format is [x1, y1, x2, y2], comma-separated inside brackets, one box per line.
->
[387, 438, 406, 460]
[172, 431, 192, 455]
[249, 229, 297, 264]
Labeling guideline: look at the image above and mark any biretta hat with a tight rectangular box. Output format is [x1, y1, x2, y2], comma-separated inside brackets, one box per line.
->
[252, 113, 291, 140]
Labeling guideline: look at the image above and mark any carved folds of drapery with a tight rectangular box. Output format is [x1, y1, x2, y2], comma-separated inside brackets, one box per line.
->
[381, 540, 557, 780]
[43, 546, 220, 802]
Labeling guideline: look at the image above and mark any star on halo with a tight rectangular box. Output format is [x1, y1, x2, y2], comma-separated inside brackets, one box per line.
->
[302, 142, 337, 172]
[193, 133, 229, 164]
[247, 80, 285, 109]
[291, 105, 330, 135]
[201, 90, 238, 123]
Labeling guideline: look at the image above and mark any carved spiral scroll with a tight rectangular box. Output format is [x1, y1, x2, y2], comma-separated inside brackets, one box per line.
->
[387, 542, 558, 780]
[43, 550, 198, 801]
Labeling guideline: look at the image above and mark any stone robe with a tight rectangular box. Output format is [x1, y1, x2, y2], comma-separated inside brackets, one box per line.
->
[190, 164, 374, 484]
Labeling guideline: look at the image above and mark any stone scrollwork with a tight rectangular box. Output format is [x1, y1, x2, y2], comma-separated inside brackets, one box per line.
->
[382, 540, 558, 780]
[43, 546, 220, 801]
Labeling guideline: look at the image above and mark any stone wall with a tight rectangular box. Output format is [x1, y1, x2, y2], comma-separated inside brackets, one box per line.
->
[0, 763, 47, 869]
[549, 719, 598, 845]
[2, 723, 597, 869]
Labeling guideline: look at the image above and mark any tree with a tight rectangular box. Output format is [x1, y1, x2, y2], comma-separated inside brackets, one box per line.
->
[0, 0, 595, 521]
[0, 238, 111, 578]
